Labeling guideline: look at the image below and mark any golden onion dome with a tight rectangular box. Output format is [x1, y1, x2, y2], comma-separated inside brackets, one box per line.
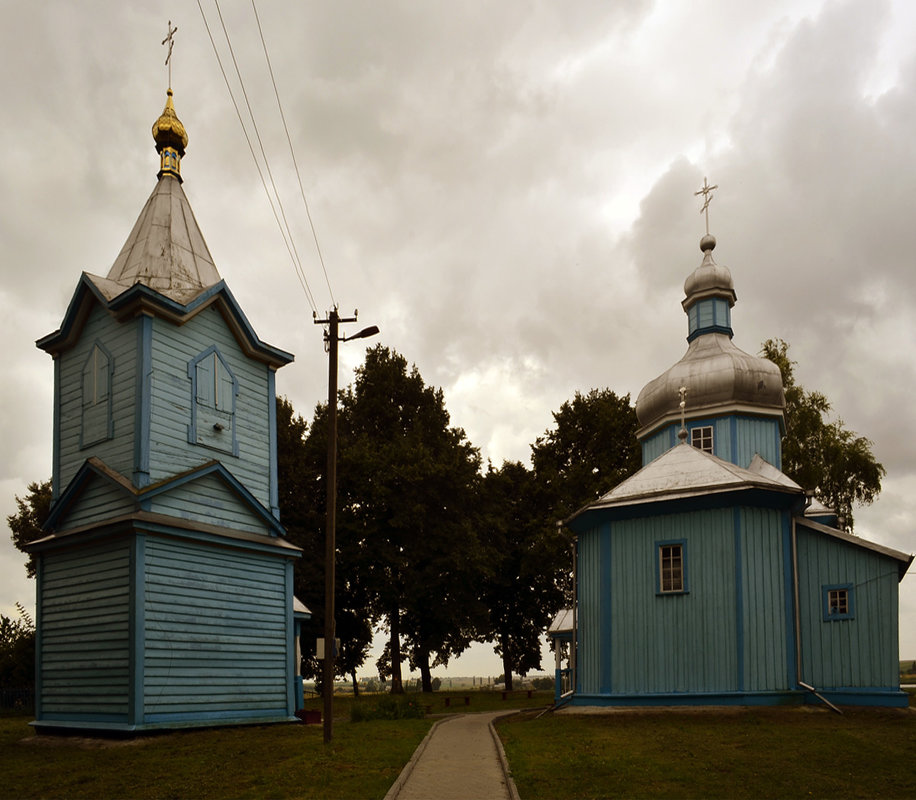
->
[152, 89, 188, 153]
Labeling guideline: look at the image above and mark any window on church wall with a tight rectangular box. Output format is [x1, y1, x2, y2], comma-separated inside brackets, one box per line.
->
[80, 342, 113, 448]
[656, 541, 687, 595]
[691, 425, 714, 454]
[188, 347, 238, 456]
[823, 584, 854, 621]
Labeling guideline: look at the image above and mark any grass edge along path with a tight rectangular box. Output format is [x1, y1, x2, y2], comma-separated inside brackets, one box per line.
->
[496, 703, 916, 800]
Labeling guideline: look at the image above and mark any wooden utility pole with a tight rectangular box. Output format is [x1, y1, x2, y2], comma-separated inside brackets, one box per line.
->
[314, 309, 377, 744]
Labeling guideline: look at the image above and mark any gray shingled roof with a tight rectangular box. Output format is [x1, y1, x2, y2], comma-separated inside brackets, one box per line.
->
[97, 175, 221, 303]
[584, 443, 802, 510]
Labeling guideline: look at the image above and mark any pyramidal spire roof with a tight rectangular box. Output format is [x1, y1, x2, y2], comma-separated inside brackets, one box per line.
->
[91, 89, 221, 305]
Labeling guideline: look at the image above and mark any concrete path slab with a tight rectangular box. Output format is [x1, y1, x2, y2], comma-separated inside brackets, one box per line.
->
[385, 711, 520, 800]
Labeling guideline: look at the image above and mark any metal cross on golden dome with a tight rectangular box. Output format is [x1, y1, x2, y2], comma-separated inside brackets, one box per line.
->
[694, 177, 718, 235]
[162, 20, 178, 88]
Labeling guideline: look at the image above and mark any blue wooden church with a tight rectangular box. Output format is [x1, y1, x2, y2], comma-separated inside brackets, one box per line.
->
[557, 226, 913, 709]
[28, 89, 308, 732]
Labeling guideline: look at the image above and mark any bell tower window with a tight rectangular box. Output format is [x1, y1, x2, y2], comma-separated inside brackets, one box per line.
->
[81, 342, 113, 447]
[188, 347, 238, 456]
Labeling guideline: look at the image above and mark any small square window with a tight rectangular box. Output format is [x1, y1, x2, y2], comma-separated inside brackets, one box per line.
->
[657, 541, 687, 594]
[828, 589, 847, 615]
[691, 426, 714, 454]
[822, 584, 854, 621]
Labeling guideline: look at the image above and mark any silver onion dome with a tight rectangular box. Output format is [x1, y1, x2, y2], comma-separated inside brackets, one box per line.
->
[635, 234, 784, 436]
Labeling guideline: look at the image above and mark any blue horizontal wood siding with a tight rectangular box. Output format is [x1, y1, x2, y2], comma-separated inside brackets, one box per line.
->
[60, 475, 136, 531]
[796, 527, 900, 689]
[148, 308, 271, 508]
[56, 305, 137, 496]
[143, 536, 290, 720]
[37, 540, 131, 720]
[146, 472, 272, 535]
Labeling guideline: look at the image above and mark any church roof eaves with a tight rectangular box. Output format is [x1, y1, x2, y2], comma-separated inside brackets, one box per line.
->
[37, 274, 293, 368]
[41, 457, 289, 540]
[565, 444, 803, 530]
[796, 517, 913, 581]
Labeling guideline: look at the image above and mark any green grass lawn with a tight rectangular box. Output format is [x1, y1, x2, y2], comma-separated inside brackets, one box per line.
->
[0, 690, 548, 800]
[0, 713, 431, 800]
[6, 690, 913, 799]
[497, 704, 916, 800]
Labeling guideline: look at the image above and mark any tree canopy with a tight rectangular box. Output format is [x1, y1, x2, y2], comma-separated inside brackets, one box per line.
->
[476, 460, 565, 689]
[336, 346, 484, 693]
[762, 338, 884, 530]
[531, 388, 641, 520]
[474, 389, 641, 688]
[7, 479, 51, 579]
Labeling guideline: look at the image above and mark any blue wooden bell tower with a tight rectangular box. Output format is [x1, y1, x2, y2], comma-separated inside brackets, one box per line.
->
[29, 88, 305, 732]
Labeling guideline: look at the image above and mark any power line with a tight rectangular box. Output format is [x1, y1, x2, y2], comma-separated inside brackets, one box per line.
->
[196, 0, 319, 315]
[251, 0, 336, 309]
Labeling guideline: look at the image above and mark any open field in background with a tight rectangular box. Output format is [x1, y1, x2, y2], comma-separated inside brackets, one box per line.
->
[497, 697, 916, 800]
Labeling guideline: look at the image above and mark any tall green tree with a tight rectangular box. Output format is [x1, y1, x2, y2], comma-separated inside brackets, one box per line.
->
[275, 396, 374, 695]
[7, 480, 52, 579]
[477, 460, 567, 690]
[336, 346, 484, 693]
[761, 338, 884, 530]
[473, 390, 640, 689]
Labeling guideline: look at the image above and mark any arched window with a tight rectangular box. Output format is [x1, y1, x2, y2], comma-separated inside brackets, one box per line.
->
[81, 342, 113, 447]
[188, 347, 238, 456]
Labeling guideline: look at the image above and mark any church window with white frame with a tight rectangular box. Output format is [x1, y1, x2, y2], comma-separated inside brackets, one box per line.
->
[657, 541, 687, 594]
[691, 425, 714, 454]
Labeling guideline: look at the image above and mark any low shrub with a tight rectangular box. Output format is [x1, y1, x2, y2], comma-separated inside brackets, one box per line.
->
[351, 694, 426, 722]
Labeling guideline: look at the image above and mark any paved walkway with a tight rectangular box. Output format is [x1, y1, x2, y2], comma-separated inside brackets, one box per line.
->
[384, 711, 520, 800]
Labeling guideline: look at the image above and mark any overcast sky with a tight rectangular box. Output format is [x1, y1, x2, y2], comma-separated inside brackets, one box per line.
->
[2, 1, 914, 679]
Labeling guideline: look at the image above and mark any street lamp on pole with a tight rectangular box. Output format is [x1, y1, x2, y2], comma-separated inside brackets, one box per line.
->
[314, 308, 378, 744]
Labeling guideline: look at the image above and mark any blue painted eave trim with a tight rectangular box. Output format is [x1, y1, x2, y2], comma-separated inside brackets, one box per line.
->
[36, 274, 294, 367]
[567, 487, 802, 533]
[686, 325, 734, 342]
[108, 280, 294, 367]
[36, 457, 289, 542]
[36, 273, 110, 354]
[140, 460, 287, 537]
[41, 457, 138, 532]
